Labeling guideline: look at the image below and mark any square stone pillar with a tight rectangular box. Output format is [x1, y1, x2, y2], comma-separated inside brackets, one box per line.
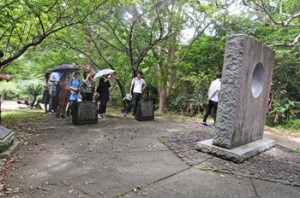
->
[197, 35, 276, 163]
[213, 35, 275, 149]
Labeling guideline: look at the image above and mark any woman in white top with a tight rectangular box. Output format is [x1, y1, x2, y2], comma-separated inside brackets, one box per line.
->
[124, 71, 147, 116]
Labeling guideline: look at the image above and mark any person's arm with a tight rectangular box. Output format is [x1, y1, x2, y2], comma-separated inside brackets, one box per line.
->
[49, 73, 59, 83]
[208, 89, 218, 100]
[0, 74, 12, 82]
[129, 78, 135, 94]
[69, 78, 76, 91]
[142, 81, 147, 92]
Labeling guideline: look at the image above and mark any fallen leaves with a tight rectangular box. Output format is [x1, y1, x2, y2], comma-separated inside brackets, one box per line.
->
[132, 185, 142, 193]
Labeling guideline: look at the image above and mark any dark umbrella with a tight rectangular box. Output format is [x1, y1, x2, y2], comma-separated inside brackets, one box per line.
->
[51, 64, 80, 73]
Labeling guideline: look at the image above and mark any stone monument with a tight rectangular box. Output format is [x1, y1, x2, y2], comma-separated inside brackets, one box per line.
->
[197, 35, 276, 163]
[0, 125, 18, 159]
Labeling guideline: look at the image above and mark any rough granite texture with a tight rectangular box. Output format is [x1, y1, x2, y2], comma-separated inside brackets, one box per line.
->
[213, 35, 275, 149]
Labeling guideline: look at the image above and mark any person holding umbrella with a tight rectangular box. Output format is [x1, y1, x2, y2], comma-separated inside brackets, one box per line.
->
[96, 74, 111, 118]
[55, 72, 70, 118]
[81, 69, 95, 101]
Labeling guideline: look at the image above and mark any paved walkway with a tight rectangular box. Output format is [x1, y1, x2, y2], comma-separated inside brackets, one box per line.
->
[0, 104, 299, 197]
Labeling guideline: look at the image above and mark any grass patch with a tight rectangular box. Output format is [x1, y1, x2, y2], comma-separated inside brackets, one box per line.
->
[199, 165, 207, 171]
[155, 111, 201, 123]
[159, 138, 165, 145]
[1, 109, 46, 128]
[296, 148, 300, 154]
[212, 167, 221, 172]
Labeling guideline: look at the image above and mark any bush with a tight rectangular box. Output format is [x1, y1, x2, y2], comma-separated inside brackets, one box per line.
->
[4, 91, 20, 100]
[285, 119, 300, 129]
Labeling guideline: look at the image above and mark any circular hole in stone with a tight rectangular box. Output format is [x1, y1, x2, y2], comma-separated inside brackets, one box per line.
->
[251, 62, 264, 98]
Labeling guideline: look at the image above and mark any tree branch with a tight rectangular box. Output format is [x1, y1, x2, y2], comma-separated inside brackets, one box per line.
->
[268, 32, 300, 47]
[0, 0, 109, 69]
[179, 23, 210, 63]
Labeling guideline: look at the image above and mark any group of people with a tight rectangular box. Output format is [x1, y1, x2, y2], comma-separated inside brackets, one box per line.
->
[42, 69, 112, 119]
[42, 69, 148, 120]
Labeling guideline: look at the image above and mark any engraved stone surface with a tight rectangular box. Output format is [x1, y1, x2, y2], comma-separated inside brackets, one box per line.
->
[213, 35, 275, 149]
[141, 102, 154, 117]
[72, 101, 98, 125]
[135, 101, 154, 121]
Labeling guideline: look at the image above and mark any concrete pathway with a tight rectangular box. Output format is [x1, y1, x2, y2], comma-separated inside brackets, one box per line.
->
[0, 103, 299, 197]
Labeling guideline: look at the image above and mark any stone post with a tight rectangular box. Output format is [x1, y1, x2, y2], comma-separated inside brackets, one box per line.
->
[197, 35, 276, 163]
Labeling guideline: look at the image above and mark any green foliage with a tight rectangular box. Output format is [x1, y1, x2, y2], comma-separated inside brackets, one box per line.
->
[24, 83, 43, 97]
[268, 99, 300, 124]
[0, 0, 108, 68]
[187, 92, 206, 114]
[212, 167, 221, 172]
[272, 47, 300, 102]
[296, 148, 300, 154]
[199, 165, 207, 171]
[284, 119, 300, 130]
[159, 138, 165, 145]
[168, 94, 190, 113]
[21, 82, 44, 106]
[0, 81, 19, 100]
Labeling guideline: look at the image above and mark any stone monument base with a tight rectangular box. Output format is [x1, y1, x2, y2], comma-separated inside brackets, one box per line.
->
[196, 138, 275, 163]
[0, 140, 20, 159]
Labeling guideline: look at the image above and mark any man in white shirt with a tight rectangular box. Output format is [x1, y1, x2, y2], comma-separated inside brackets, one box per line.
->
[201, 73, 222, 126]
[124, 71, 147, 116]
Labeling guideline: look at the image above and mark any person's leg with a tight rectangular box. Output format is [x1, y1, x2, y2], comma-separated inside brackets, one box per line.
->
[202, 100, 213, 124]
[212, 101, 218, 124]
[132, 93, 141, 115]
[81, 93, 86, 101]
[99, 98, 107, 114]
[53, 95, 59, 113]
[67, 100, 73, 116]
[61, 91, 69, 118]
[125, 93, 139, 115]
[44, 104, 47, 113]
[53, 84, 60, 112]
[48, 96, 53, 112]
[87, 93, 93, 101]
[56, 92, 62, 118]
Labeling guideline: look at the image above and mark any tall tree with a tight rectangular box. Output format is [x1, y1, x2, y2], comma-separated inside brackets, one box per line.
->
[242, 0, 300, 47]
[152, 0, 234, 112]
[51, 0, 178, 99]
[0, 0, 108, 70]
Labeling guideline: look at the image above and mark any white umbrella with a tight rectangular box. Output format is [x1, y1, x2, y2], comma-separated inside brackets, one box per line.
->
[94, 69, 115, 78]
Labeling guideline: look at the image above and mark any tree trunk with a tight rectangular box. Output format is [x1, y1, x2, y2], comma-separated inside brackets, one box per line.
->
[156, 37, 176, 113]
